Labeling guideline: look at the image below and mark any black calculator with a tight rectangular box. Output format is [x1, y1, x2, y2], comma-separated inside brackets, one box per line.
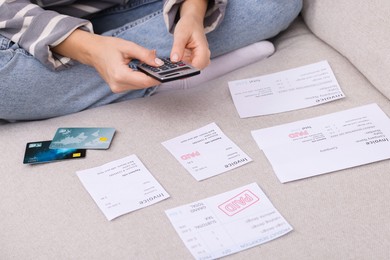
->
[137, 58, 200, 82]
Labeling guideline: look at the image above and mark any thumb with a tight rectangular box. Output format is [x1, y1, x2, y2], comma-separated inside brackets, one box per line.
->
[124, 42, 164, 67]
[139, 49, 165, 67]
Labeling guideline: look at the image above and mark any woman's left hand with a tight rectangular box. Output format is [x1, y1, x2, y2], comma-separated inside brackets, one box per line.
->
[170, 0, 210, 69]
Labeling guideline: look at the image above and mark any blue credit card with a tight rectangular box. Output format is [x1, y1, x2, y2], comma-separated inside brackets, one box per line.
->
[23, 140, 86, 164]
[49, 127, 116, 150]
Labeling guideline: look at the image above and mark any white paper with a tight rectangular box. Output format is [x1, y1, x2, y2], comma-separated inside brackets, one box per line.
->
[251, 103, 390, 183]
[165, 183, 292, 259]
[162, 122, 252, 181]
[76, 155, 170, 220]
[228, 60, 345, 118]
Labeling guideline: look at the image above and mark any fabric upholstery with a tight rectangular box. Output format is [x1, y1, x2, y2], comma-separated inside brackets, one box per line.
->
[1, 15, 390, 259]
[302, 0, 390, 100]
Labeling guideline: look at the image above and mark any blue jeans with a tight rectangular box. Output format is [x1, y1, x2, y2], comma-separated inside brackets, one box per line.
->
[0, 0, 302, 122]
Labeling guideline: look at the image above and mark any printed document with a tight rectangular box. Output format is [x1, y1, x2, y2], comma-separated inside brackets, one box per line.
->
[77, 155, 170, 220]
[165, 182, 292, 259]
[162, 122, 252, 181]
[251, 103, 390, 183]
[229, 60, 344, 118]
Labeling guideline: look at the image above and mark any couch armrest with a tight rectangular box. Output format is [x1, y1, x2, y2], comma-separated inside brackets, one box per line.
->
[302, 0, 390, 100]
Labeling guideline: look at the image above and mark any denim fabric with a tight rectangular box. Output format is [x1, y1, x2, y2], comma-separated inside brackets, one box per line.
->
[90, 0, 163, 34]
[0, 0, 302, 121]
[206, 0, 303, 58]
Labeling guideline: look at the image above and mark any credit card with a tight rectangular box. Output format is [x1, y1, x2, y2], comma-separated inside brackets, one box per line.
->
[49, 127, 116, 150]
[23, 140, 86, 164]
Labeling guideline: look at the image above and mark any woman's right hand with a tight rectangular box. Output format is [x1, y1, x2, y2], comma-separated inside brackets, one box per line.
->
[52, 29, 162, 93]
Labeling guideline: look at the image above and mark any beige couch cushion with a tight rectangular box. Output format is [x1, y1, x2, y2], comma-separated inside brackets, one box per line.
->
[302, 0, 390, 100]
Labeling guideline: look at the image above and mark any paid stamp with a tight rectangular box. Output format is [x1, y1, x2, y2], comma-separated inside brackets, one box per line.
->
[218, 189, 259, 216]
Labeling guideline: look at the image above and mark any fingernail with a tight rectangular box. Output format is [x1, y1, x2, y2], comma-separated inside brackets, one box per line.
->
[155, 57, 164, 66]
[171, 53, 179, 62]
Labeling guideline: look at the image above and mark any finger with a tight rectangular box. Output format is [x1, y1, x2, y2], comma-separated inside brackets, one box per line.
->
[170, 32, 188, 62]
[122, 42, 164, 67]
[189, 45, 211, 69]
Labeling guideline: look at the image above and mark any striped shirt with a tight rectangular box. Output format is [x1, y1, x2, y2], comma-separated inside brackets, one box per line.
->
[0, 0, 227, 69]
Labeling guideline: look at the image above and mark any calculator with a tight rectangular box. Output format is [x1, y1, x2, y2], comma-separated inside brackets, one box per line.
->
[137, 58, 200, 82]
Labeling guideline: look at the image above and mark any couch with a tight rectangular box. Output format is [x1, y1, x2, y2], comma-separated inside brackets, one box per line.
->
[1, 0, 390, 259]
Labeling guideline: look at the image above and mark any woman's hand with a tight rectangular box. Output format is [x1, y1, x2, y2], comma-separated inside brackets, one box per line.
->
[170, 0, 210, 69]
[52, 29, 162, 93]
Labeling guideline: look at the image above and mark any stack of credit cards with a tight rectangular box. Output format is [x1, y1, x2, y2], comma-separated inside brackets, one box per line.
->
[23, 127, 116, 164]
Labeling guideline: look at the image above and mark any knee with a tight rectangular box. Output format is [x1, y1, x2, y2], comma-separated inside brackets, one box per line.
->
[226, 0, 303, 39]
[256, 0, 303, 37]
[271, 0, 303, 33]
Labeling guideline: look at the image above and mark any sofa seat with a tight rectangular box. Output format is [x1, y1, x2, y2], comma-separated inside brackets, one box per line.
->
[1, 15, 390, 259]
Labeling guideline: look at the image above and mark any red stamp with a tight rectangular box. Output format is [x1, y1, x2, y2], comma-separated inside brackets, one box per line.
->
[180, 151, 201, 160]
[218, 189, 259, 216]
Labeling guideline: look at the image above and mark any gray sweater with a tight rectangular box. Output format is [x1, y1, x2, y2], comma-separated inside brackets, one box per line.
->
[0, 0, 227, 69]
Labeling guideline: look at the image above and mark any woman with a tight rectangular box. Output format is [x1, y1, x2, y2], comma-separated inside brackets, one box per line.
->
[0, 0, 302, 121]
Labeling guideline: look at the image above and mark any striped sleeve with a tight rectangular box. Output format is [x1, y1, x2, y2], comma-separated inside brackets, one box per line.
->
[163, 0, 228, 34]
[0, 0, 93, 70]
